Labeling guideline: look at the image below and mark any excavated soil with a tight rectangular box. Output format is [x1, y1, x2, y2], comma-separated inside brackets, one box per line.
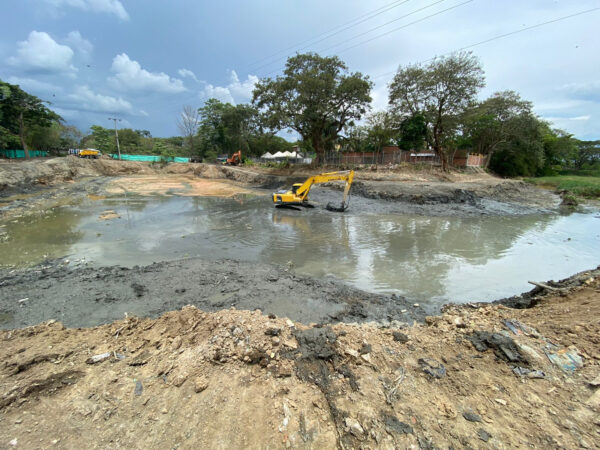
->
[0, 270, 598, 449]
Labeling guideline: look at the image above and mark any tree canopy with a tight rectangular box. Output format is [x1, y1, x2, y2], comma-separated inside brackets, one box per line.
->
[0, 80, 62, 157]
[389, 51, 485, 170]
[253, 52, 372, 163]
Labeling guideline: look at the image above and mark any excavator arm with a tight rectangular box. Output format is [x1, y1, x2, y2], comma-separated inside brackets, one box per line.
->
[273, 170, 355, 211]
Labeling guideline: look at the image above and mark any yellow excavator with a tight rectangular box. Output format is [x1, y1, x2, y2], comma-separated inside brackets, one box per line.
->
[272, 170, 354, 212]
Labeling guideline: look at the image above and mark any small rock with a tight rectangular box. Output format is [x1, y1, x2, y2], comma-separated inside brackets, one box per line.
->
[494, 398, 507, 406]
[194, 376, 209, 393]
[359, 343, 372, 355]
[344, 417, 364, 437]
[161, 408, 168, 414]
[418, 358, 446, 379]
[134, 380, 143, 396]
[285, 319, 294, 328]
[9, 439, 17, 447]
[477, 428, 492, 442]
[272, 337, 280, 345]
[463, 411, 482, 422]
[413, 303, 419, 307]
[392, 331, 409, 343]
[265, 327, 282, 336]
[14, 419, 22, 424]
[172, 374, 188, 387]
[345, 348, 359, 358]
[170, 336, 182, 351]
[361, 353, 371, 363]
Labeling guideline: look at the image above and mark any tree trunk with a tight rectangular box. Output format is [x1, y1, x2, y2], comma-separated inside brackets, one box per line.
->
[311, 134, 324, 166]
[484, 150, 494, 169]
[18, 111, 30, 159]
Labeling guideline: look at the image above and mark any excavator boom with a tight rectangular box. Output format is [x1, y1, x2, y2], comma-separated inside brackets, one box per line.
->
[272, 170, 354, 211]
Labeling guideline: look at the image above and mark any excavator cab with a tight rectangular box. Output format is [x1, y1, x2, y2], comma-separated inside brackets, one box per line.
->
[272, 170, 354, 212]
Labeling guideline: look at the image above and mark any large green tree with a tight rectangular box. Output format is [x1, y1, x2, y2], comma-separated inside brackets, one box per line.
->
[571, 140, 600, 169]
[389, 51, 485, 170]
[0, 80, 61, 157]
[462, 91, 534, 167]
[253, 53, 372, 164]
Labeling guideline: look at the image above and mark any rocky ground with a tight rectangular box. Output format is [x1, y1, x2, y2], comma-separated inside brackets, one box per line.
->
[0, 268, 598, 449]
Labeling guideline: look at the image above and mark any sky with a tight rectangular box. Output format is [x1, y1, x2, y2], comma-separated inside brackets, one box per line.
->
[2, 0, 599, 140]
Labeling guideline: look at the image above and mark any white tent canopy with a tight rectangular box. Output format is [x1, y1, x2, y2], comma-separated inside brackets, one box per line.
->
[261, 152, 274, 159]
[272, 151, 285, 158]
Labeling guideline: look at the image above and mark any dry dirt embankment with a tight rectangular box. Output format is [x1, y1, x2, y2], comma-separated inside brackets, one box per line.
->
[0, 269, 598, 448]
[0, 157, 282, 192]
[1, 157, 560, 219]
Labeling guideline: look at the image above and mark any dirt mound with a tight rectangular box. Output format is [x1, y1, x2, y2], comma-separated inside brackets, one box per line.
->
[0, 276, 598, 448]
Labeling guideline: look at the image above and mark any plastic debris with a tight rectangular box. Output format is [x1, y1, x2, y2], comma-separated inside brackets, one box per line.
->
[544, 345, 583, 373]
[503, 319, 539, 337]
[86, 352, 112, 364]
[512, 367, 545, 379]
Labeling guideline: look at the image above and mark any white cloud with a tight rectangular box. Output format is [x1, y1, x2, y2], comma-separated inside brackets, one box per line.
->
[64, 31, 93, 57]
[6, 76, 63, 95]
[108, 53, 186, 93]
[178, 68, 200, 82]
[67, 85, 132, 114]
[561, 81, 600, 102]
[200, 70, 259, 105]
[7, 31, 76, 75]
[43, 0, 129, 20]
[570, 115, 591, 121]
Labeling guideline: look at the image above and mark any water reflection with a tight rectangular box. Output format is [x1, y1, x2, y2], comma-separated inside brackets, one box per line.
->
[1, 195, 598, 310]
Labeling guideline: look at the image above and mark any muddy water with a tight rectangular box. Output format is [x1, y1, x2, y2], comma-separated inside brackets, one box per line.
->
[1, 193, 599, 311]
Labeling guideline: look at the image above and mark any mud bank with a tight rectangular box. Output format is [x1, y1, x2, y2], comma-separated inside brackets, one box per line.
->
[0, 272, 598, 448]
[1, 157, 562, 219]
[0, 258, 425, 330]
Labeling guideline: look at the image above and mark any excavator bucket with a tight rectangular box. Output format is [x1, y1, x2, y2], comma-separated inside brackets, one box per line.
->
[325, 202, 348, 212]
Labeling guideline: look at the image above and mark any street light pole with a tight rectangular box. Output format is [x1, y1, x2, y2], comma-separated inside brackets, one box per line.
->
[108, 117, 122, 160]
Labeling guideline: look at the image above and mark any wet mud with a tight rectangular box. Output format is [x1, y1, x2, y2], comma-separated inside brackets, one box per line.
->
[0, 258, 425, 330]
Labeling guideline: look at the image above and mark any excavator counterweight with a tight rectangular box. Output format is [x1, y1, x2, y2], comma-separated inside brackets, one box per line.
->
[272, 170, 354, 212]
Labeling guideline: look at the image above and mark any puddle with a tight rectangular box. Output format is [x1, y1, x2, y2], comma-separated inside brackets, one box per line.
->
[1, 194, 599, 311]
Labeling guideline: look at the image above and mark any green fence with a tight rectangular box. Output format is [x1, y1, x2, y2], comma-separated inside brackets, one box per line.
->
[0, 149, 49, 159]
[109, 154, 190, 163]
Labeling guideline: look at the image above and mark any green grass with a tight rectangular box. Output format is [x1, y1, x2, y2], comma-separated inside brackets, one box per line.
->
[526, 175, 600, 198]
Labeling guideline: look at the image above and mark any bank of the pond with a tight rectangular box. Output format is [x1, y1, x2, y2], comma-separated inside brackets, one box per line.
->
[0, 268, 598, 449]
[0, 258, 426, 330]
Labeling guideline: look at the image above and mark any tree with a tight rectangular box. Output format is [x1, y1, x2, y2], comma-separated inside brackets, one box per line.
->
[196, 99, 262, 158]
[488, 114, 545, 177]
[87, 125, 115, 153]
[462, 91, 534, 167]
[0, 80, 61, 157]
[253, 53, 372, 164]
[396, 114, 427, 151]
[177, 105, 200, 156]
[572, 140, 600, 169]
[389, 51, 485, 170]
[366, 111, 395, 166]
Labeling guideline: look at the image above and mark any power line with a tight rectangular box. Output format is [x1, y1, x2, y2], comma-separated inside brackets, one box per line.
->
[243, 0, 413, 71]
[254, 0, 451, 75]
[317, 0, 449, 55]
[329, 0, 473, 57]
[259, 0, 471, 78]
[371, 6, 600, 81]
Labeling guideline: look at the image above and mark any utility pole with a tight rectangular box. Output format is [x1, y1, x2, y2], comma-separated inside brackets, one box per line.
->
[108, 117, 122, 160]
